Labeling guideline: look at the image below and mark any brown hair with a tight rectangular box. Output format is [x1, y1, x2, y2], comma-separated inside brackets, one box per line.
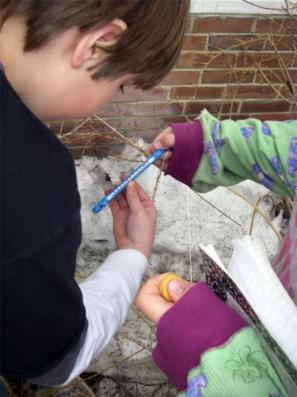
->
[0, 0, 190, 89]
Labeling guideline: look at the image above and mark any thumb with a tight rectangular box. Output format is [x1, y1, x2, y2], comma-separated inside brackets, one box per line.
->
[167, 280, 192, 303]
[125, 182, 142, 213]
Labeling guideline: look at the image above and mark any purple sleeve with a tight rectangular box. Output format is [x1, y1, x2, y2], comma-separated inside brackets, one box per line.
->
[165, 121, 204, 187]
[152, 282, 246, 392]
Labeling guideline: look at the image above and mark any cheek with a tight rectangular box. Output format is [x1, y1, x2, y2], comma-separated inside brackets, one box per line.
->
[81, 85, 118, 115]
[67, 89, 113, 118]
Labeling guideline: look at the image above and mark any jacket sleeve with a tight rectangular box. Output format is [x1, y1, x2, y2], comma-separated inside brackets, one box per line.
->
[153, 284, 287, 397]
[153, 283, 246, 391]
[166, 110, 297, 199]
[177, 326, 288, 397]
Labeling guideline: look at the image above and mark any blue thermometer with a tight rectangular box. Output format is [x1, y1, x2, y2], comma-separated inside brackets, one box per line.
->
[92, 148, 167, 214]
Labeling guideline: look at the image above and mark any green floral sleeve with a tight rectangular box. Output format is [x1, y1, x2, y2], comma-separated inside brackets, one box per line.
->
[193, 110, 297, 199]
[178, 327, 287, 397]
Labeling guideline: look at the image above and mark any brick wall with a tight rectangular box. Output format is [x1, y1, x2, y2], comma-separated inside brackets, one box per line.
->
[52, 14, 297, 157]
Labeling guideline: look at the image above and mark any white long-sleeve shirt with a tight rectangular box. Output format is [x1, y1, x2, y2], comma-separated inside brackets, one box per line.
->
[29, 249, 147, 386]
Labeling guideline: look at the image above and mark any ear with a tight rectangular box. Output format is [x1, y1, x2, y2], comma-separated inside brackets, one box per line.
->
[71, 18, 127, 68]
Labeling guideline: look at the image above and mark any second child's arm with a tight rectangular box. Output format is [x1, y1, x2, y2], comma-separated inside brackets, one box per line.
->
[148, 110, 297, 198]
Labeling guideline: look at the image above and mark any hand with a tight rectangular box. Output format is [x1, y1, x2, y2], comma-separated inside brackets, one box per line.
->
[135, 273, 195, 323]
[109, 181, 157, 258]
[145, 126, 175, 171]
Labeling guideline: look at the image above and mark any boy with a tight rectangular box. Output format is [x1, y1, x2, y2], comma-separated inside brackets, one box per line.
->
[0, 0, 190, 386]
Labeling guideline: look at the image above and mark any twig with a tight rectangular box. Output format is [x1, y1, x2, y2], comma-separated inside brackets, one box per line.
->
[249, 195, 263, 236]
[196, 193, 242, 227]
[152, 151, 169, 201]
[93, 115, 145, 154]
[226, 187, 283, 240]
[241, 0, 287, 12]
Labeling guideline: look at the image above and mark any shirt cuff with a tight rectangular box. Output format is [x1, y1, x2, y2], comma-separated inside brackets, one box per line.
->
[165, 121, 204, 187]
[152, 282, 246, 392]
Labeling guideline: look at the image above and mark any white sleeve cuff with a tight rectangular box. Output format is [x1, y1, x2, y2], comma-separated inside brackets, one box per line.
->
[62, 249, 148, 383]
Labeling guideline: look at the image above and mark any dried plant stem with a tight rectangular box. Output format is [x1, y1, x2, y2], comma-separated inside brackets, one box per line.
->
[242, 0, 282, 11]
[93, 115, 145, 154]
[266, 35, 296, 95]
[226, 187, 283, 241]
[249, 196, 264, 236]
[203, 37, 265, 69]
[152, 151, 169, 201]
[81, 347, 145, 384]
[62, 117, 93, 137]
[75, 377, 96, 397]
[256, 66, 295, 104]
[101, 347, 145, 374]
[196, 193, 242, 227]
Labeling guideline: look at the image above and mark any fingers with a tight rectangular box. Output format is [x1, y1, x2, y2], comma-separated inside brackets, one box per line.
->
[145, 126, 175, 158]
[125, 181, 155, 211]
[167, 280, 195, 303]
[134, 182, 154, 205]
[109, 197, 120, 215]
[135, 274, 174, 323]
[135, 274, 195, 324]
[125, 181, 143, 214]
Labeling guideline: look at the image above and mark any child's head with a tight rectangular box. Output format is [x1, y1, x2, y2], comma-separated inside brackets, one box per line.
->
[0, 0, 189, 120]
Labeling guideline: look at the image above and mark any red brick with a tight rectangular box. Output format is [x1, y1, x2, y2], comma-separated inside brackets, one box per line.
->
[281, 18, 297, 34]
[163, 116, 188, 125]
[202, 70, 255, 84]
[256, 69, 297, 84]
[171, 85, 278, 101]
[241, 100, 291, 113]
[184, 52, 236, 68]
[248, 112, 296, 121]
[161, 70, 199, 85]
[255, 18, 283, 33]
[110, 103, 184, 117]
[176, 52, 202, 68]
[265, 35, 296, 51]
[176, 52, 236, 69]
[112, 87, 167, 102]
[230, 85, 277, 99]
[196, 86, 227, 99]
[102, 116, 164, 133]
[192, 17, 254, 33]
[201, 53, 237, 68]
[98, 103, 123, 117]
[191, 86, 224, 99]
[182, 35, 208, 50]
[209, 35, 264, 51]
[171, 87, 197, 99]
[185, 101, 240, 115]
[236, 52, 294, 68]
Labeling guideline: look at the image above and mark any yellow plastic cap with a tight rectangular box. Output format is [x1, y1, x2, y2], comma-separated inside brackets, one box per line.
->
[159, 273, 186, 302]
